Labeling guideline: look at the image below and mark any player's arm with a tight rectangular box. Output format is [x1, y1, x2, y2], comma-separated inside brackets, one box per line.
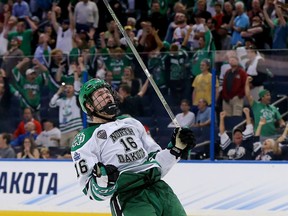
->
[155, 128, 196, 176]
[82, 162, 119, 201]
[71, 133, 119, 201]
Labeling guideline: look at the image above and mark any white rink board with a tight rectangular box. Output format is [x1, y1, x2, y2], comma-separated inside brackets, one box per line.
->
[0, 160, 288, 216]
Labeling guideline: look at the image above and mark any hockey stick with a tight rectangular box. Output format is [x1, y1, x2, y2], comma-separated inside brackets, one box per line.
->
[102, 0, 180, 127]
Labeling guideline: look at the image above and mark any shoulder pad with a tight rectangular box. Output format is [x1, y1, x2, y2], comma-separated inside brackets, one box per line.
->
[116, 115, 130, 120]
[71, 125, 100, 151]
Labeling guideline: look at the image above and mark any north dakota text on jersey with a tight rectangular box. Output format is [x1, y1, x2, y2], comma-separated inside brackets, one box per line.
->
[109, 127, 135, 143]
[117, 147, 145, 163]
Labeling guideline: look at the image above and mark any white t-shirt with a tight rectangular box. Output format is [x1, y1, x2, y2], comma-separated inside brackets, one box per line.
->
[168, 111, 195, 128]
[56, 27, 73, 54]
[35, 127, 61, 147]
[0, 32, 8, 55]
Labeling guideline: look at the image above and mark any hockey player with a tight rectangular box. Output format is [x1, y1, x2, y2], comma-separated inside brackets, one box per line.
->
[71, 78, 195, 216]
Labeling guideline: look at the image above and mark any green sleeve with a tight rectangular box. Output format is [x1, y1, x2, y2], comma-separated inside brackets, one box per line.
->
[12, 67, 24, 86]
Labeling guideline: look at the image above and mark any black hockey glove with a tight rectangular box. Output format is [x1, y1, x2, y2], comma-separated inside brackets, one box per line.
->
[169, 127, 196, 159]
[92, 162, 119, 187]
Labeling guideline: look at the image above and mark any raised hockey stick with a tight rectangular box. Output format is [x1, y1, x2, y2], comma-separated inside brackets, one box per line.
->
[102, 0, 180, 127]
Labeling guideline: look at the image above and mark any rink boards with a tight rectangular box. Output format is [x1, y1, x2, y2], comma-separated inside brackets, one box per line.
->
[1, 160, 288, 216]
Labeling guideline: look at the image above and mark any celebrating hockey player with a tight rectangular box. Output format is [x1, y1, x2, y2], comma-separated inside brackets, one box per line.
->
[71, 79, 195, 216]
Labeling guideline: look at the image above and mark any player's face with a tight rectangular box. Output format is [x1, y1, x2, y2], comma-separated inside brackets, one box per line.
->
[90, 88, 115, 112]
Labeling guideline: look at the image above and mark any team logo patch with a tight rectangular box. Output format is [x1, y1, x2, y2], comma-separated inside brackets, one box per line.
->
[72, 132, 85, 148]
[74, 152, 81, 161]
[97, 130, 107, 139]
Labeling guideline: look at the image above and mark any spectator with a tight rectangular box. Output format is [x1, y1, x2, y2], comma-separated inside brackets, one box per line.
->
[120, 66, 142, 97]
[74, 0, 99, 33]
[35, 119, 61, 147]
[247, 0, 263, 23]
[17, 137, 40, 159]
[245, 77, 286, 139]
[189, 36, 214, 81]
[165, 42, 189, 103]
[103, 20, 121, 46]
[244, 46, 270, 101]
[221, 1, 234, 26]
[12, 58, 49, 113]
[1, 36, 23, 80]
[230, 1, 250, 47]
[11, 121, 38, 147]
[147, 49, 168, 94]
[217, 25, 232, 50]
[119, 25, 138, 52]
[101, 45, 132, 82]
[44, 48, 69, 92]
[0, 69, 12, 132]
[219, 108, 260, 160]
[221, 56, 247, 116]
[43, 24, 57, 49]
[263, 0, 288, 50]
[171, 12, 190, 48]
[33, 33, 51, 65]
[7, 19, 38, 56]
[39, 147, 52, 159]
[241, 15, 267, 50]
[206, 18, 221, 50]
[194, 0, 212, 22]
[193, 98, 212, 127]
[168, 99, 195, 128]
[118, 79, 149, 117]
[51, 2, 74, 54]
[190, 12, 207, 51]
[0, 133, 15, 158]
[254, 118, 287, 161]
[0, 21, 8, 58]
[138, 21, 158, 53]
[148, 1, 168, 40]
[191, 98, 216, 158]
[164, 3, 186, 43]
[212, 2, 224, 30]
[192, 59, 219, 107]
[14, 107, 42, 138]
[12, 0, 31, 19]
[104, 70, 118, 90]
[49, 80, 82, 147]
[5, 15, 18, 35]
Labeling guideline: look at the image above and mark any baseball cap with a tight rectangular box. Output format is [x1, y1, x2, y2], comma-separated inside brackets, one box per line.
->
[61, 19, 70, 25]
[258, 89, 270, 100]
[26, 68, 36, 75]
[31, 16, 40, 23]
[124, 25, 132, 31]
[233, 128, 242, 134]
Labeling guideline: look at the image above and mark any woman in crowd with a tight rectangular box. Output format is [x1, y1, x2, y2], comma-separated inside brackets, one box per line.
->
[120, 66, 142, 96]
[17, 137, 40, 159]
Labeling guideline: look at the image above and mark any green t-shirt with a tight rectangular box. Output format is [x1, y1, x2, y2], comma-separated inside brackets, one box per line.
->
[252, 101, 282, 136]
[12, 68, 48, 110]
[101, 48, 132, 81]
[8, 29, 33, 56]
[166, 48, 188, 81]
[147, 54, 167, 87]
